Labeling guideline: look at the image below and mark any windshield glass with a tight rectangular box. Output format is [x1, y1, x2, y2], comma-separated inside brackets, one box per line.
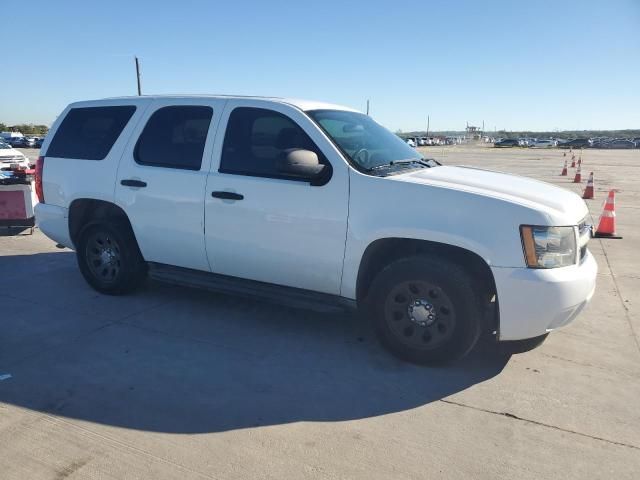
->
[0, 141, 11, 149]
[307, 110, 423, 171]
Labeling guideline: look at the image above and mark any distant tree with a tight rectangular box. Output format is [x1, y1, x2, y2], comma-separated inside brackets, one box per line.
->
[0, 123, 6, 131]
[6, 124, 49, 135]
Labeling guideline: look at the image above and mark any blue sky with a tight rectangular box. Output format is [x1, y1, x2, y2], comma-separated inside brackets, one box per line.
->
[1, 0, 638, 131]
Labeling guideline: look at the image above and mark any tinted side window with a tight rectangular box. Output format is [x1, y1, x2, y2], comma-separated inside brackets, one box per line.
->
[220, 107, 325, 178]
[135, 106, 213, 170]
[47, 106, 136, 160]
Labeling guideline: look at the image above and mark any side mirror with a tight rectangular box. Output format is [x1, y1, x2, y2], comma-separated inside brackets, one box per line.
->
[277, 149, 326, 179]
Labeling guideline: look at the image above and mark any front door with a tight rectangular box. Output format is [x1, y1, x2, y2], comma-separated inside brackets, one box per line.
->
[204, 101, 349, 295]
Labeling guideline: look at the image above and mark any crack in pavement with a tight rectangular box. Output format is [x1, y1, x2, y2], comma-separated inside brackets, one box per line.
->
[582, 198, 640, 357]
[439, 399, 640, 451]
[540, 352, 640, 380]
[596, 237, 640, 356]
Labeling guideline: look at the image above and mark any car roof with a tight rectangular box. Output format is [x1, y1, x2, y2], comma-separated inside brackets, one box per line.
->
[73, 95, 360, 113]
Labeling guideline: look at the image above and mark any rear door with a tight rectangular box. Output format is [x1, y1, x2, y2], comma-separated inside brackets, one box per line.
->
[115, 98, 225, 271]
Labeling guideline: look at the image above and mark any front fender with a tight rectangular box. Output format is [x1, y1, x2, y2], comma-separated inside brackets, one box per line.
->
[340, 170, 546, 299]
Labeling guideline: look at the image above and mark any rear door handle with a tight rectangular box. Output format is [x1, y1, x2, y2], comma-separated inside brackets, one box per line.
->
[121, 179, 147, 188]
[211, 191, 244, 200]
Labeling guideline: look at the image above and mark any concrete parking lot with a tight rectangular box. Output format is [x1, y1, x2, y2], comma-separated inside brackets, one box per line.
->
[1, 145, 639, 479]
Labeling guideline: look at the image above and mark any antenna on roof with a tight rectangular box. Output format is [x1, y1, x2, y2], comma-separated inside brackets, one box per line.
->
[134, 56, 142, 96]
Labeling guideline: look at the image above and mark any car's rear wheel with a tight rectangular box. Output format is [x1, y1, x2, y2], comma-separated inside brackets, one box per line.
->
[367, 256, 482, 364]
[77, 221, 147, 295]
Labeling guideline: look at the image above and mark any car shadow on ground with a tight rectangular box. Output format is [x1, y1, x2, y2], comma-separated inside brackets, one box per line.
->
[0, 252, 510, 434]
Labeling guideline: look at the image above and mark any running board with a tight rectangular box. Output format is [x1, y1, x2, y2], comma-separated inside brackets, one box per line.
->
[148, 263, 356, 313]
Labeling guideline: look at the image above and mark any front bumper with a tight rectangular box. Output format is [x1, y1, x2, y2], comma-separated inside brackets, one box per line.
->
[492, 250, 597, 340]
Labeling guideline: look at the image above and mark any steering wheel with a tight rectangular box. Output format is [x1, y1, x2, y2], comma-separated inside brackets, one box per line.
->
[352, 148, 371, 168]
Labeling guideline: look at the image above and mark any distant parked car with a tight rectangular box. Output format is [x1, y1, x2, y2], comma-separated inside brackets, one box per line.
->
[530, 139, 556, 148]
[405, 138, 416, 148]
[558, 138, 591, 149]
[494, 139, 519, 147]
[24, 137, 38, 148]
[605, 139, 636, 149]
[34, 137, 45, 148]
[9, 137, 29, 148]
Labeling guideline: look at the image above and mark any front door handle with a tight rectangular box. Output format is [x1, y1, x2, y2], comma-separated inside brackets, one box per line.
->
[211, 191, 244, 200]
[121, 179, 147, 188]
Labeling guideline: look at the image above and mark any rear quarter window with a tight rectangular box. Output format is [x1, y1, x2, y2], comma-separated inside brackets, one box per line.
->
[46, 106, 136, 160]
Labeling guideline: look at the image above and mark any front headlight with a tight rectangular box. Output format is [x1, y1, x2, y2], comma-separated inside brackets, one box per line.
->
[520, 225, 577, 268]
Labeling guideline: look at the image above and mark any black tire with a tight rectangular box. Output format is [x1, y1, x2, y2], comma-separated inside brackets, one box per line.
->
[366, 255, 482, 365]
[76, 221, 147, 295]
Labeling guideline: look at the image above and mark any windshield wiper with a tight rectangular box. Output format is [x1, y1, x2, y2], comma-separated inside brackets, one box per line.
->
[367, 158, 436, 172]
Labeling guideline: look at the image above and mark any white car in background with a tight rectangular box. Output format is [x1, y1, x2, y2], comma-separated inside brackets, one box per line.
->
[0, 140, 30, 170]
[405, 138, 416, 148]
[530, 139, 557, 148]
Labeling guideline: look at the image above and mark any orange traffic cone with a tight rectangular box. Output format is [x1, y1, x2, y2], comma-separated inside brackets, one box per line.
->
[560, 160, 568, 176]
[582, 172, 594, 199]
[573, 164, 582, 183]
[570, 154, 576, 168]
[594, 190, 622, 239]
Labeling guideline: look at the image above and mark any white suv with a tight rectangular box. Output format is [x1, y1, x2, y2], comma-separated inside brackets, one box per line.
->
[35, 95, 597, 364]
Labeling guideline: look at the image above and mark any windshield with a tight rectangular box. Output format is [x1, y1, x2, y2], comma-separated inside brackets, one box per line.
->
[0, 141, 11, 149]
[307, 110, 423, 171]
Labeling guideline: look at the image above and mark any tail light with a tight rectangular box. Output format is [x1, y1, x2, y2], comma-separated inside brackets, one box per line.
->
[35, 156, 45, 203]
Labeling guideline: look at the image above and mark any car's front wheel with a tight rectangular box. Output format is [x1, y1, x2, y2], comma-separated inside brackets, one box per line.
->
[76, 221, 147, 295]
[367, 256, 483, 364]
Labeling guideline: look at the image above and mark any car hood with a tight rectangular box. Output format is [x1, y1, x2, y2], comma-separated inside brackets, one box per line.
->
[390, 165, 588, 224]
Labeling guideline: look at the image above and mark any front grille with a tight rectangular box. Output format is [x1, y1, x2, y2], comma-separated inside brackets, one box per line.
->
[577, 216, 592, 262]
[0, 156, 23, 163]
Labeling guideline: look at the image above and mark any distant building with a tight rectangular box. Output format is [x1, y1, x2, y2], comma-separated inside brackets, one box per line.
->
[465, 124, 483, 140]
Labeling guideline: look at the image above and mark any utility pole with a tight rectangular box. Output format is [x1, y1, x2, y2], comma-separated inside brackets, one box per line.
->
[426, 115, 430, 136]
[135, 56, 142, 96]
[366, 99, 370, 116]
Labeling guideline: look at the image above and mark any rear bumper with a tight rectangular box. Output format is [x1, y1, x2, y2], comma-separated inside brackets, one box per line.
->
[492, 250, 597, 341]
[34, 203, 73, 248]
